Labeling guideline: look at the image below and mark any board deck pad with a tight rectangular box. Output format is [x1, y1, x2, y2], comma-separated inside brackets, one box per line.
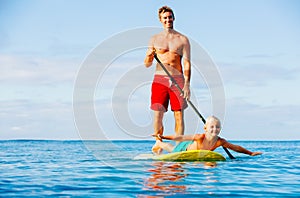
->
[134, 150, 226, 162]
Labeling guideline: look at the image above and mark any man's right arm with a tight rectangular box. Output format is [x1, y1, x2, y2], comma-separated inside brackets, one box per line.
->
[144, 37, 155, 67]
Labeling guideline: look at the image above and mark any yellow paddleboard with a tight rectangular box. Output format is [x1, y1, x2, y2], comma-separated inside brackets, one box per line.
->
[134, 150, 226, 162]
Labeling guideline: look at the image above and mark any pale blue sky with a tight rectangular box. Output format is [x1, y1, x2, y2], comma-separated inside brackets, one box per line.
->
[1, 0, 300, 140]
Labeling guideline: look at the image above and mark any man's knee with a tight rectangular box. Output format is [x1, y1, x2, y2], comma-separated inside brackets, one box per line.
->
[174, 111, 184, 122]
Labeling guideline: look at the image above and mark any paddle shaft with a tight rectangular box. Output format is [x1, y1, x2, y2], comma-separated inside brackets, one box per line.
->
[153, 53, 236, 159]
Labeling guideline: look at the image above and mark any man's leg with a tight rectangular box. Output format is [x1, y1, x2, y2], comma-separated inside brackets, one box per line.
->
[153, 110, 164, 137]
[174, 110, 184, 136]
[156, 141, 174, 153]
[152, 110, 164, 154]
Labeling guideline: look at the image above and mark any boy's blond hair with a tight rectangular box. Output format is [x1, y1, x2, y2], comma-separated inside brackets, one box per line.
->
[206, 116, 221, 126]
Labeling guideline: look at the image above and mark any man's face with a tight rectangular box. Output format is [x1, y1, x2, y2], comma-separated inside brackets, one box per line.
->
[160, 11, 174, 29]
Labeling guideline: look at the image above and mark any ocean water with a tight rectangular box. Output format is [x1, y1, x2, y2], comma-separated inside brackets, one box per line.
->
[1, 140, 300, 197]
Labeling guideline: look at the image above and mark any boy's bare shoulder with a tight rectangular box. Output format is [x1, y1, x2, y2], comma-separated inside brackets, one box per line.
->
[217, 137, 227, 144]
[194, 133, 205, 139]
[218, 137, 234, 148]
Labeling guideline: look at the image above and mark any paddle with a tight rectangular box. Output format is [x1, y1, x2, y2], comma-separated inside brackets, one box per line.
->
[153, 53, 236, 159]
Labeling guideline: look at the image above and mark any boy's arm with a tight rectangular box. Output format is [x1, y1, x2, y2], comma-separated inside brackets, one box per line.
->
[221, 139, 262, 156]
[158, 134, 197, 141]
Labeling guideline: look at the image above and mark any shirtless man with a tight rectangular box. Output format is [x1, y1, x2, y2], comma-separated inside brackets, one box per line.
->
[144, 6, 191, 154]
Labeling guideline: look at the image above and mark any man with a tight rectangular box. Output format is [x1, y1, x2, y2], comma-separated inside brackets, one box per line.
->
[144, 6, 191, 154]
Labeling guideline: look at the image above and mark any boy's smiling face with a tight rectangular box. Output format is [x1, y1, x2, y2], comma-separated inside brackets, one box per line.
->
[204, 119, 221, 138]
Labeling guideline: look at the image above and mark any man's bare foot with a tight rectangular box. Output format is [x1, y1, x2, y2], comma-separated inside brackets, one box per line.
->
[152, 141, 163, 155]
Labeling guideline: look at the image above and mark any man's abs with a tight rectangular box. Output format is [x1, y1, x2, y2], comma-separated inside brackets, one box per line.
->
[154, 52, 183, 75]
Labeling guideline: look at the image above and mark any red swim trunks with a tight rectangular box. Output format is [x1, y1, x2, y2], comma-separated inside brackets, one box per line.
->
[151, 74, 187, 112]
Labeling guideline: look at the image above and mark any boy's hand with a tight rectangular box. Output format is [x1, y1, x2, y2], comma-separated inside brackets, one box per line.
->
[251, 152, 263, 156]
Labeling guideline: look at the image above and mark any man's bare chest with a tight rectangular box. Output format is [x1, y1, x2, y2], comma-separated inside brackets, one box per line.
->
[154, 36, 183, 53]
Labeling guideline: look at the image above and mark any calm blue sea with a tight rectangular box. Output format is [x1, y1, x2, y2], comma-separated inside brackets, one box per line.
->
[1, 140, 300, 197]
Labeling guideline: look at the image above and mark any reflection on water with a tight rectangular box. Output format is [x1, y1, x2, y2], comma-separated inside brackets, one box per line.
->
[143, 161, 218, 195]
[143, 161, 187, 194]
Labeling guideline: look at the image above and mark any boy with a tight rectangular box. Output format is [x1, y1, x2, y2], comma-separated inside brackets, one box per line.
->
[153, 116, 262, 156]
